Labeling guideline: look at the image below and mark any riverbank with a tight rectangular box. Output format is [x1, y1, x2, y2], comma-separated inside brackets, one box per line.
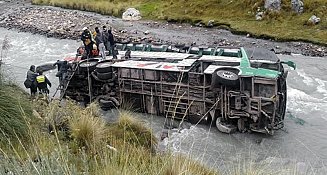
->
[0, 0, 325, 57]
[32, 0, 327, 45]
[0, 69, 217, 174]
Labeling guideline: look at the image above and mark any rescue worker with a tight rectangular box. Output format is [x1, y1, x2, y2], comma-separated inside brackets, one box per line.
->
[80, 27, 94, 59]
[53, 60, 69, 87]
[25, 65, 38, 98]
[108, 29, 117, 59]
[36, 70, 52, 96]
[94, 27, 106, 60]
[102, 26, 110, 51]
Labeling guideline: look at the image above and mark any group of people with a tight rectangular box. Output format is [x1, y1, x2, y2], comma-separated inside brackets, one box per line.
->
[24, 60, 70, 99]
[24, 65, 51, 98]
[80, 26, 116, 60]
[23, 26, 118, 98]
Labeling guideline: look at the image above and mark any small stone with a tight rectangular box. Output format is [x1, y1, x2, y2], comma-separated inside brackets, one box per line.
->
[143, 30, 150, 35]
[308, 15, 321, 25]
[207, 20, 215, 27]
[256, 12, 264, 20]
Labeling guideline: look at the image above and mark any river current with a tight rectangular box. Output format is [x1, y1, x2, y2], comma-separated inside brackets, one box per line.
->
[1, 28, 326, 174]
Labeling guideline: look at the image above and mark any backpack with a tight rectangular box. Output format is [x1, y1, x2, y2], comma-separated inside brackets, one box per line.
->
[24, 79, 32, 88]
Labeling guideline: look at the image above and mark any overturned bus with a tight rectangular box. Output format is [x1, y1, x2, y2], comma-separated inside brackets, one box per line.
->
[63, 44, 296, 135]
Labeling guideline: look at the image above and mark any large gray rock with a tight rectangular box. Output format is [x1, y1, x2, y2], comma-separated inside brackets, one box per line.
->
[291, 0, 304, 13]
[122, 8, 142, 21]
[308, 15, 321, 25]
[264, 0, 281, 11]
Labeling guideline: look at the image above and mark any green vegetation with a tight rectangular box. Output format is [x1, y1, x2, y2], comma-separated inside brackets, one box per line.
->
[0, 83, 33, 143]
[32, 0, 327, 45]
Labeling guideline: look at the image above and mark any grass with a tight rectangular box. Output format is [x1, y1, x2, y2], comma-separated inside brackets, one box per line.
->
[0, 91, 217, 174]
[0, 83, 33, 143]
[31, 0, 327, 45]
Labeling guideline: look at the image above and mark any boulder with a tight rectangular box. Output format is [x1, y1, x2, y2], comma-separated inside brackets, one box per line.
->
[122, 8, 142, 21]
[256, 12, 264, 20]
[264, 0, 281, 11]
[308, 15, 321, 25]
[291, 0, 304, 14]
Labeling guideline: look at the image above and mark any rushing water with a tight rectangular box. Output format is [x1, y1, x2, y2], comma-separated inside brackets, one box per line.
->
[1, 28, 326, 174]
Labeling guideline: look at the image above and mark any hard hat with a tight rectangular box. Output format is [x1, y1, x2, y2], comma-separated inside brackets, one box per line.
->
[82, 27, 88, 31]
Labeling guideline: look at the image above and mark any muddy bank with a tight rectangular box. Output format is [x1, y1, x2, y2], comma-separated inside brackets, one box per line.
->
[0, 0, 326, 57]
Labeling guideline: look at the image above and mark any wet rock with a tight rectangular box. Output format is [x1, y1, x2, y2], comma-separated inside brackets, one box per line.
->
[256, 12, 264, 21]
[264, 0, 281, 11]
[122, 8, 141, 21]
[291, 0, 304, 14]
[308, 15, 321, 25]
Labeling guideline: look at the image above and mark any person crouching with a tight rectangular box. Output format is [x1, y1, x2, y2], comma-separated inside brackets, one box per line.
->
[36, 70, 52, 96]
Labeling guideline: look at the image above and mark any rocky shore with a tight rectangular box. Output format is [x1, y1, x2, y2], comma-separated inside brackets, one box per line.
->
[0, 0, 326, 57]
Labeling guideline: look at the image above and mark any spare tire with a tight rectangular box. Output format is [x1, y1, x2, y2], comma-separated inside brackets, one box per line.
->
[97, 95, 120, 110]
[79, 59, 99, 72]
[211, 69, 239, 87]
[96, 72, 113, 80]
[96, 61, 113, 73]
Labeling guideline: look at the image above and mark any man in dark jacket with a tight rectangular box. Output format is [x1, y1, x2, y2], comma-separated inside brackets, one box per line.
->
[102, 26, 110, 51]
[36, 70, 52, 95]
[95, 27, 106, 60]
[26, 65, 38, 97]
[53, 60, 69, 87]
[108, 29, 117, 59]
[80, 27, 94, 59]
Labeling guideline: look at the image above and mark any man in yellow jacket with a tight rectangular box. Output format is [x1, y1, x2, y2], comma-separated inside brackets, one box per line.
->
[36, 70, 52, 95]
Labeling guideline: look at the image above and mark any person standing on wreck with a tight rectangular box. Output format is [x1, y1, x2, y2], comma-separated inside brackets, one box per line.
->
[95, 27, 106, 60]
[80, 27, 94, 59]
[53, 60, 69, 87]
[108, 29, 117, 59]
[102, 26, 110, 51]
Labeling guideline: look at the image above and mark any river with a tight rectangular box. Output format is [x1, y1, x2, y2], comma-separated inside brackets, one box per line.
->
[1, 27, 326, 174]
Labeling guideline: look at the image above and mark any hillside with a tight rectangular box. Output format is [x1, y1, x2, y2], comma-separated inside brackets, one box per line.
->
[32, 0, 327, 45]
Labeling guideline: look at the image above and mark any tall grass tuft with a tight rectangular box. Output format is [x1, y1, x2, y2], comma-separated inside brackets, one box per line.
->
[108, 110, 158, 152]
[0, 84, 33, 143]
[69, 110, 107, 153]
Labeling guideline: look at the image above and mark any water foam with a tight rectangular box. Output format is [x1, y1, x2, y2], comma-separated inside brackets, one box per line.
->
[296, 69, 314, 86]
